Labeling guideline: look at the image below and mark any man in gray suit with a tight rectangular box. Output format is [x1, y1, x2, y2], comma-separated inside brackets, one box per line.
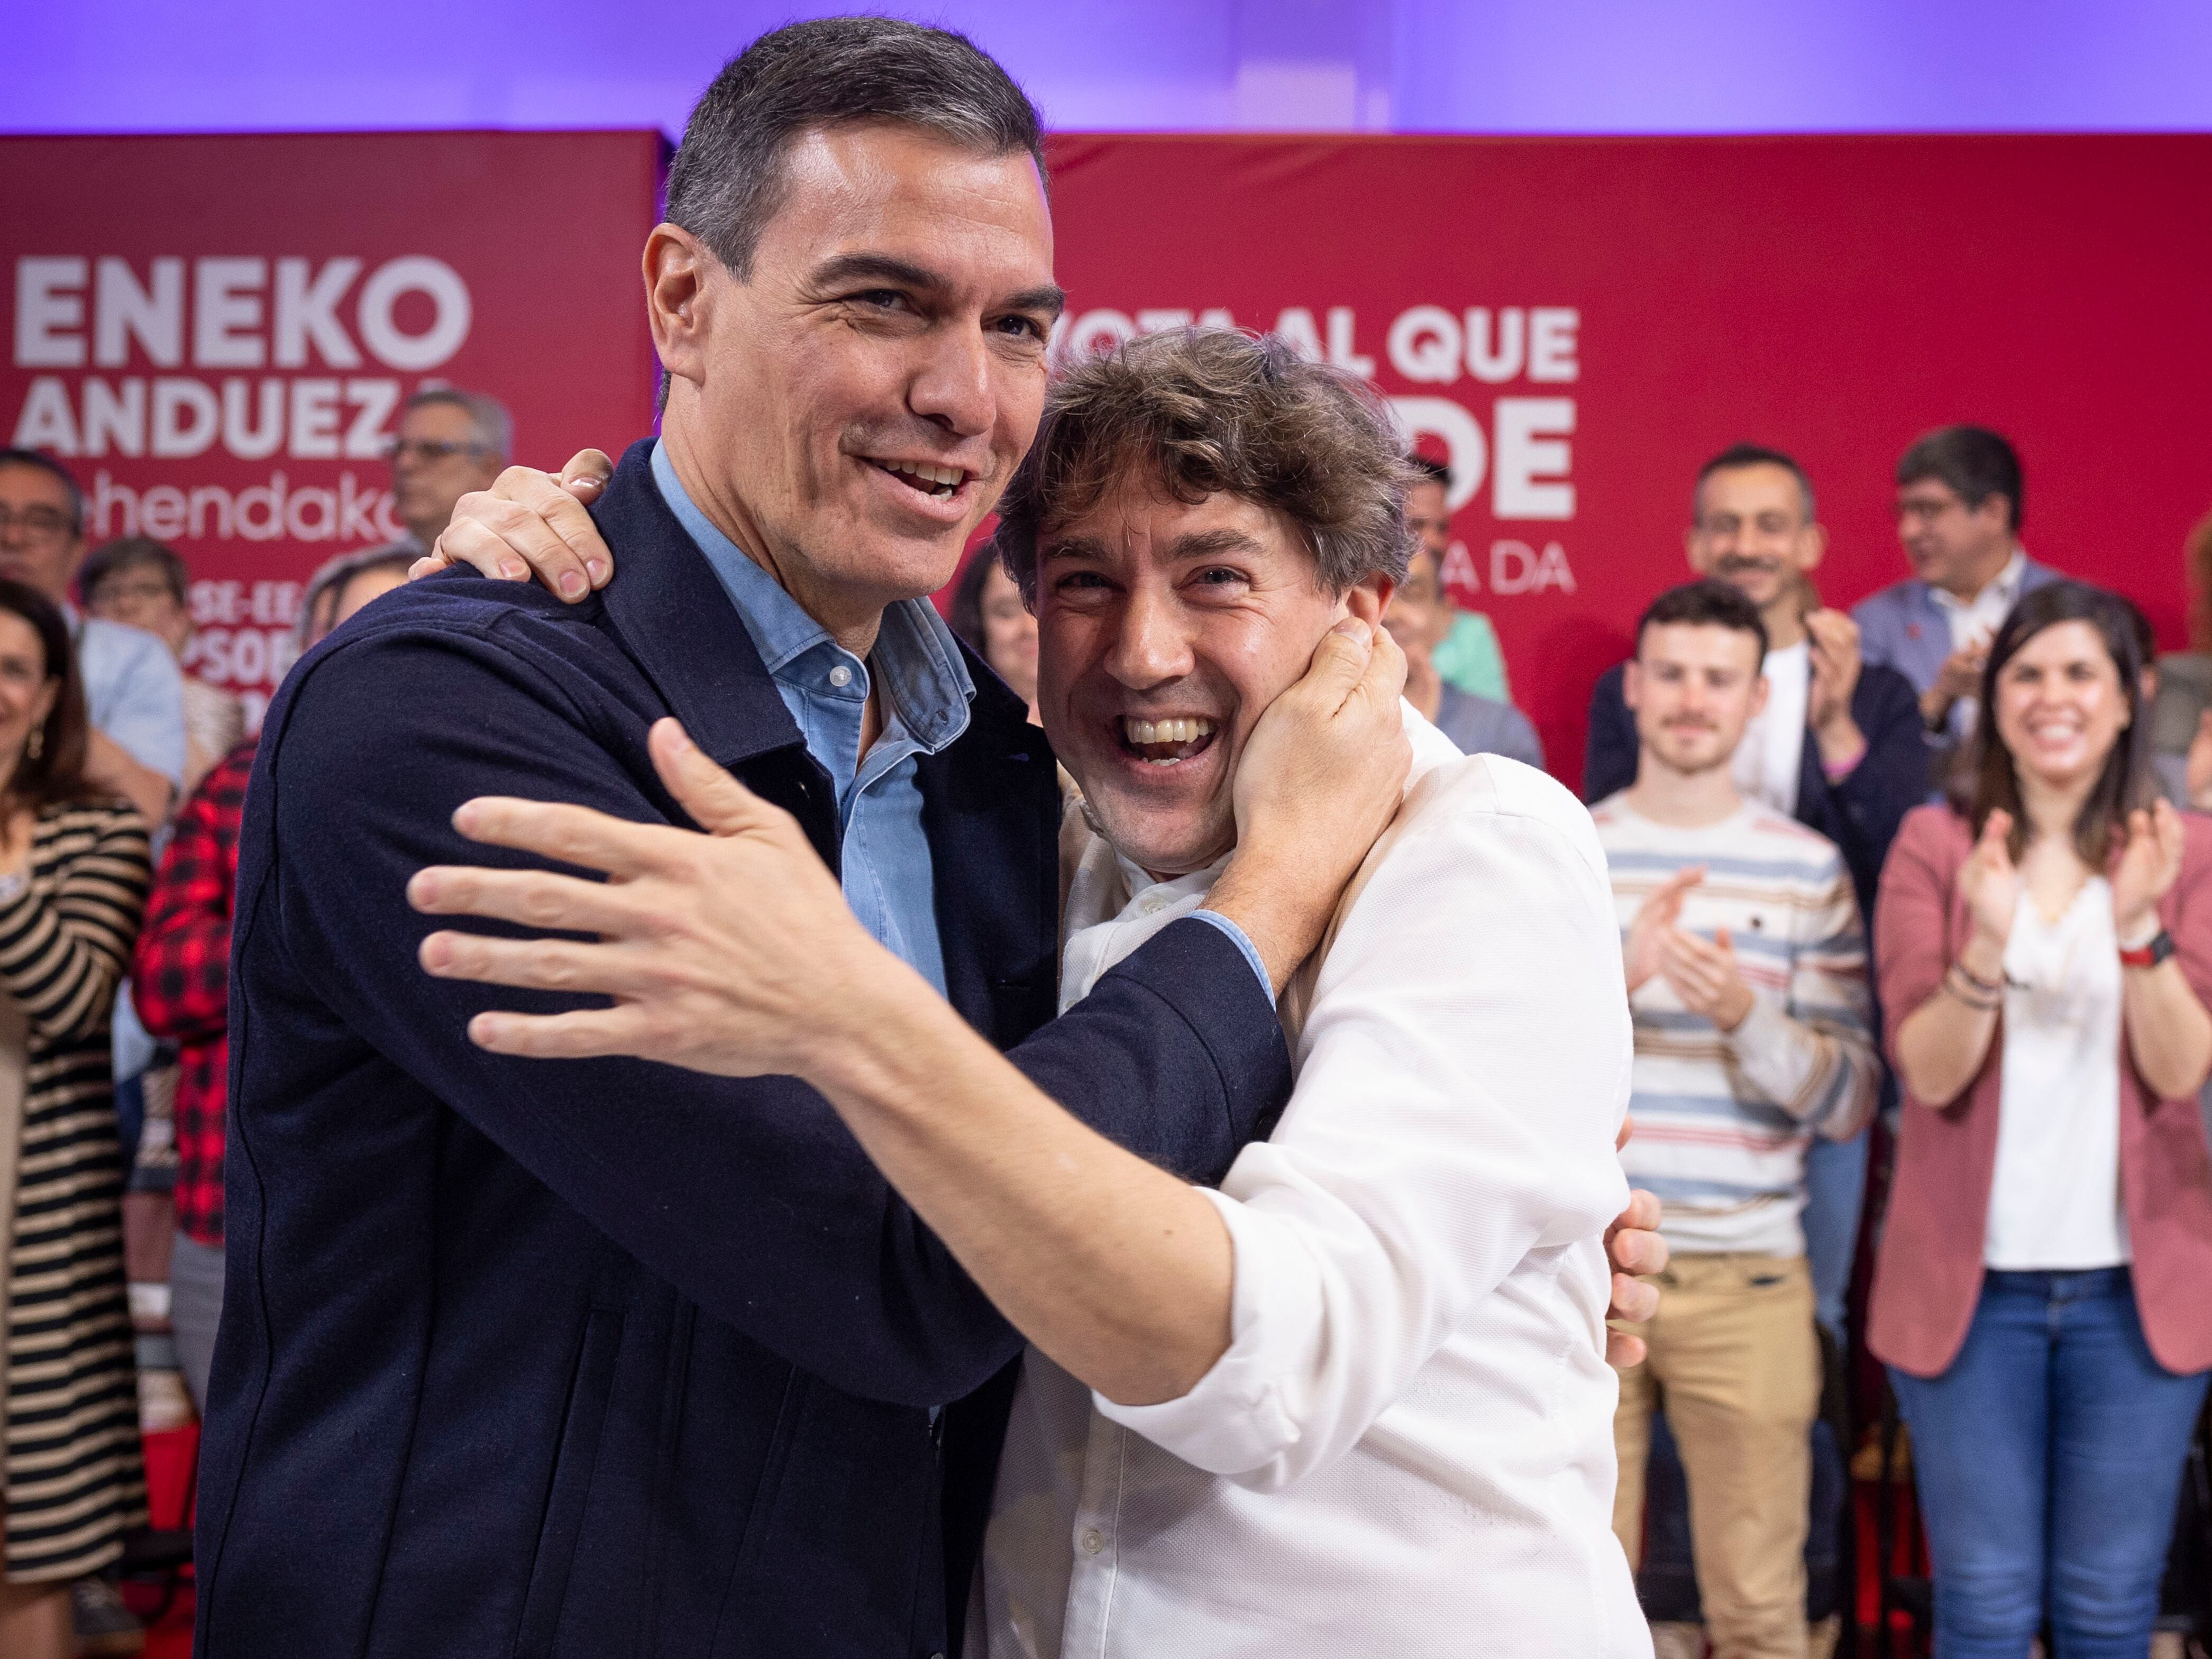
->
[1851, 425, 2059, 769]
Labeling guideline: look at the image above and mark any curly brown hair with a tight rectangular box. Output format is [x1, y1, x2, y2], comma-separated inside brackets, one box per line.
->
[994, 328, 1417, 603]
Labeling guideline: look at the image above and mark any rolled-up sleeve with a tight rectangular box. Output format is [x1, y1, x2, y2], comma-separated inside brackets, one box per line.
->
[1100, 757, 1634, 1488]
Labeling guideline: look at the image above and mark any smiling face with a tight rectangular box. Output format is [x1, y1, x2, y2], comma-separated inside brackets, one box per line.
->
[1036, 482, 1385, 878]
[1686, 462, 1823, 616]
[655, 122, 1060, 638]
[1991, 619, 2129, 796]
[0, 612, 59, 778]
[1625, 620, 1768, 779]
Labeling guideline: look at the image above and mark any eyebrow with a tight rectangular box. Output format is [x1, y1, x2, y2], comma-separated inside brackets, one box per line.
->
[810, 252, 1066, 320]
[1168, 528, 1266, 560]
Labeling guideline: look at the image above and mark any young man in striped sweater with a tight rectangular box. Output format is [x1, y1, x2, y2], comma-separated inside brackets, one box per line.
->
[1592, 579, 1879, 1659]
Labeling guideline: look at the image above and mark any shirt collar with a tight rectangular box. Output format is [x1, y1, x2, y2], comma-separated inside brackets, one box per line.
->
[1929, 547, 2027, 615]
[649, 439, 973, 753]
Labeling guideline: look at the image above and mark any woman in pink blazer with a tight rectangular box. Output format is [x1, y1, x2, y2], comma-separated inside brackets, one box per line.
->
[1871, 581, 2212, 1657]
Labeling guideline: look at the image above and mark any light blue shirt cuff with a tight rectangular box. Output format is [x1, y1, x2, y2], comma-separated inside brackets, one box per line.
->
[1185, 909, 1276, 1007]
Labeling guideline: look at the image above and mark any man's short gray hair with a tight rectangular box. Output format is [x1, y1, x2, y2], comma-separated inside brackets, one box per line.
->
[404, 387, 512, 463]
[665, 17, 1047, 282]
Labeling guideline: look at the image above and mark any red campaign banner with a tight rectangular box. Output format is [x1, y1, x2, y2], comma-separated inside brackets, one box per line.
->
[1041, 133, 2212, 783]
[2, 131, 664, 727]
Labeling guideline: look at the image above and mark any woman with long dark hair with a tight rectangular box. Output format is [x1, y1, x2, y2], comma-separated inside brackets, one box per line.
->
[1871, 580, 2212, 1655]
[0, 579, 151, 1659]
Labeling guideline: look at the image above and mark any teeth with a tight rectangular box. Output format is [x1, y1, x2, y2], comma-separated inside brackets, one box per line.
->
[1123, 717, 1217, 746]
[880, 460, 964, 490]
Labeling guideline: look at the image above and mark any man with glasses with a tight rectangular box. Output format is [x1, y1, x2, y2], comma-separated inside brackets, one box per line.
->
[1852, 425, 2059, 767]
[379, 387, 512, 560]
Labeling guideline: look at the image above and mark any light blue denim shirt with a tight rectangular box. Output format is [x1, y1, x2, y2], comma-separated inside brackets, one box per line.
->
[652, 443, 965, 996]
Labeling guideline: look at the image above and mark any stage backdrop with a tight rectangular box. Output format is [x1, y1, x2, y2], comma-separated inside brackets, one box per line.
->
[2, 131, 664, 726]
[8, 132, 2211, 772]
[1040, 132, 2212, 782]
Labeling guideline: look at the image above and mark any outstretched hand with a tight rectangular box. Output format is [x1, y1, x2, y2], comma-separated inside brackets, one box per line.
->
[410, 718, 902, 1077]
[410, 448, 619, 600]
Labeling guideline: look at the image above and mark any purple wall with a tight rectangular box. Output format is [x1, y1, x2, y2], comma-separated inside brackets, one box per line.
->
[11, 0, 2211, 137]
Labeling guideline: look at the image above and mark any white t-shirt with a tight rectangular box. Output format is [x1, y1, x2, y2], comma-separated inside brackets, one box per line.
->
[1986, 877, 2130, 1269]
[1733, 640, 1809, 818]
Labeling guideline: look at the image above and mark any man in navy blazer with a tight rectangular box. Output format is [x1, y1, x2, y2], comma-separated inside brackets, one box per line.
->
[1851, 424, 2059, 778]
[194, 22, 1414, 1659]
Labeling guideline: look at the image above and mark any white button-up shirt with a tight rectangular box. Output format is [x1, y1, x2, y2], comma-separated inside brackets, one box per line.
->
[1930, 547, 2028, 656]
[972, 708, 1649, 1659]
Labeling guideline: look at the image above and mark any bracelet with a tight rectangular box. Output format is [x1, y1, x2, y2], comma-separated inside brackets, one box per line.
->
[2119, 929, 2176, 969]
[1951, 958, 2003, 997]
[1942, 965, 2001, 1012]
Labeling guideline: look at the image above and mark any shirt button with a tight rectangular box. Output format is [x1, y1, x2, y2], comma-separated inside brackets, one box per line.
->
[1079, 1527, 1105, 1556]
[828, 664, 853, 689]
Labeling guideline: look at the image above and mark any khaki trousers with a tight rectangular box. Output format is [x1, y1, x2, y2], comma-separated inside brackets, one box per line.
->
[1613, 1252, 1821, 1659]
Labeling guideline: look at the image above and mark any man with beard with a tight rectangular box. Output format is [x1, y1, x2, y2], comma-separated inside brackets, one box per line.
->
[1582, 444, 1922, 1653]
[1584, 444, 1925, 917]
[1592, 580, 1878, 1659]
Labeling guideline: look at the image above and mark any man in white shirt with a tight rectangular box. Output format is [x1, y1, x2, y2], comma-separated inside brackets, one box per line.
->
[408, 327, 1662, 1656]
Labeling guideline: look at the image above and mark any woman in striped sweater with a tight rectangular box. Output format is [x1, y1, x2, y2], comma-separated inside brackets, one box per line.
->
[0, 578, 151, 1659]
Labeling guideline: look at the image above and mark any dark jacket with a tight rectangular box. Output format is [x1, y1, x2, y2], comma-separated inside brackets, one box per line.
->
[196, 442, 1292, 1659]
[1582, 657, 1927, 921]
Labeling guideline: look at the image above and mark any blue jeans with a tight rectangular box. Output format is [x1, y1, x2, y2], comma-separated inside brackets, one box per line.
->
[1890, 1268, 2209, 1657]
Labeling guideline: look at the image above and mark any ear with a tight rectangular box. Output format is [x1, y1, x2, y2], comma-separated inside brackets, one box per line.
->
[1623, 659, 1643, 711]
[1341, 574, 1392, 628]
[1797, 520, 1829, 573]
[28, 676, 58, 735]
[1683, 525, 1708, 573]
[1750, 671, 1771, 719]
[644, 223, 716, 392]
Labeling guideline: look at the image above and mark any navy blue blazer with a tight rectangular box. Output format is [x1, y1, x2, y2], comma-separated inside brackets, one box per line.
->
[196, 442, 1292, 1659]
[1582, 658, 1928, 922]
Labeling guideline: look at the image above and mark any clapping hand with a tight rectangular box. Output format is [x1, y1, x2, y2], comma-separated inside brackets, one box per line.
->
[2113, 798, 2187, 941]
[1623, 866, 1702, 992]
[1959, 809, 2021, 949]
[1660, 926, 1756, 1031]
[1805, 608, 1864, 734]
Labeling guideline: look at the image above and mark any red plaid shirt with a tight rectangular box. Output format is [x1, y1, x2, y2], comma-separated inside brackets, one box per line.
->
[134, 738, 254, 1245]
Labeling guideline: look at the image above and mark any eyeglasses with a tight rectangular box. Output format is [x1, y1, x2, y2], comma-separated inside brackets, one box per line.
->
[382, 438, 492, 465]
[88, 577, 179, 608]
[0, 506, 74, 544]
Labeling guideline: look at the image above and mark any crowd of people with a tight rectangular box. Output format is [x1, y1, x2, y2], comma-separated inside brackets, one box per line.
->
[5, 386, 2212, 1659]
[1, 20, 2209, 1659]
[0, 380, 504, 1655]
[943, 415, 2212, 1658]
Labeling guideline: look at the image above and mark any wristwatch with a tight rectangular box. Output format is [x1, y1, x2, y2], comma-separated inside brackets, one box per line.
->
[2119, 929, 2176, 969]
[0, 872, 26, 906]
